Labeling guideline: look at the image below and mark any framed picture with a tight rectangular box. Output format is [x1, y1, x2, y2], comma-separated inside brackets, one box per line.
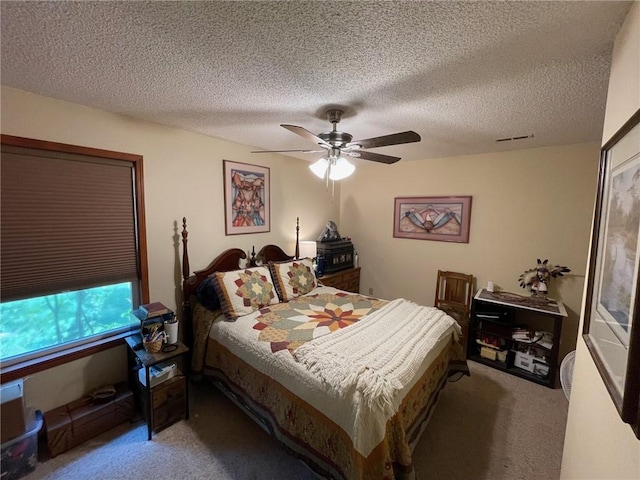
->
[223, 160, 270, 235]
[582, 109, 640, 439]
[393, 196, 472, 243]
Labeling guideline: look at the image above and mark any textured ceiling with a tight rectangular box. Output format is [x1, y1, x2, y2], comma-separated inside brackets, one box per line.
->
[0, 1, 632, 163]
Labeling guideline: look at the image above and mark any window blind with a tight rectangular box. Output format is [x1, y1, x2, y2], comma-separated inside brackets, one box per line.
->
[1, 145, 139, 301]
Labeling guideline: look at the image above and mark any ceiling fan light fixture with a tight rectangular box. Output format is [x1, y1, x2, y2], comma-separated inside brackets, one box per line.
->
[328, 157, 355, 180]
[309, 158, 329, 178]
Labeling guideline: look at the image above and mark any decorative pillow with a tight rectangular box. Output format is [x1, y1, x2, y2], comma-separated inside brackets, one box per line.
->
[195, 276, 220, 312]
[269, 258, 318, 302]
[212, 266, 279, 320]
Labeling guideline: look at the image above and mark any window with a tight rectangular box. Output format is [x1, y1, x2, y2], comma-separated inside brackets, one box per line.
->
[0, 135, 149, 379]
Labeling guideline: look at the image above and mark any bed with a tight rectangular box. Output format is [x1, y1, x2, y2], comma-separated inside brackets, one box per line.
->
[180, 219, 469, 480]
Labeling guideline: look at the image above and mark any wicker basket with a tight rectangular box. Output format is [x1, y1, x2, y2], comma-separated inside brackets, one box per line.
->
[143, 338, 163, 353]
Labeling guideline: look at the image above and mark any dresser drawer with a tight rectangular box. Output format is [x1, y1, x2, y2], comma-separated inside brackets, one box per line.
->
[346, 279, 360, 293]
[151, 375, 185, 432]
[323, 277, 348, 290]
[152, 375, 185, 409]
[343, 270, 359, 283]
[319, 267, 360, 293]
[153, 398, 185, 432]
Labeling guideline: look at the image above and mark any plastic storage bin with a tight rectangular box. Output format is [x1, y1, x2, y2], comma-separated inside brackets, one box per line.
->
[1, 409, 42, 480]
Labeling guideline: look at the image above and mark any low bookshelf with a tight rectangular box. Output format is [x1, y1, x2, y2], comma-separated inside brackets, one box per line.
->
[468, 289, 567, 388]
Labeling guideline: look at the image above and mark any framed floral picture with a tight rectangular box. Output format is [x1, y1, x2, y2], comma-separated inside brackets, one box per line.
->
[582, 109, 640, 438]
[393, 196, 472, 243]
[223, 160, 270, 235]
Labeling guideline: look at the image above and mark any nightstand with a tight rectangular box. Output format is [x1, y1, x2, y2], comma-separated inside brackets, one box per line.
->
[318, 267, 360, 293]
[124, 334, 189, 440]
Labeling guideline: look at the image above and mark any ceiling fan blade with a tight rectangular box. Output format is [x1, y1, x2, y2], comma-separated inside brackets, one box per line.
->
[251, 149, 325, 154]
[347, 150, 401, 164]
[348, 131, 421, 149]
[281, 124, 331, 148]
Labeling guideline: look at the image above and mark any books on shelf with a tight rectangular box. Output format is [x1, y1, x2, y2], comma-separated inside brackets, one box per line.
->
[511, 327, 553, 349]
[140, 302, 172, 318]
[534, 331, 554, 349]
[132, 302, 174, 321]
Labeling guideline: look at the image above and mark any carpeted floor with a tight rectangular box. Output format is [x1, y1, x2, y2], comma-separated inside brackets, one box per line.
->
[24, 361, 568, 480]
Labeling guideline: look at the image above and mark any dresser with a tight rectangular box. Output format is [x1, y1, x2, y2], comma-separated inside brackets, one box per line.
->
[318, 267, 360, 293]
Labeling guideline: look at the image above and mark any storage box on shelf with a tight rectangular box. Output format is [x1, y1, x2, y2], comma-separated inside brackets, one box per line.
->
[468, 289, 566, 388]
[513, 351, 550, 377]
[479, 346, 507, 363]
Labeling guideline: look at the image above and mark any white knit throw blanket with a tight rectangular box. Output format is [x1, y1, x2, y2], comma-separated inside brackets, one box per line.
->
[293, 298, 460, 418]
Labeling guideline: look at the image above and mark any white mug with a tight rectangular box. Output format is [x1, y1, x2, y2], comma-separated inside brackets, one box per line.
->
[487, 281, 495, 292]
[164, 320, 179, 344]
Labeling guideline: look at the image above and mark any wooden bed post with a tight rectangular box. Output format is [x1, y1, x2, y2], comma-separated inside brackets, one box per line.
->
[181, 217, 193, 356]
[181, 217, 190, 306]
[295, 217, 300, 259]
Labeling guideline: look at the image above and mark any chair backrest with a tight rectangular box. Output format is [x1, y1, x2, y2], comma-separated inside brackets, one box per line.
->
[434, 270, 474, 322]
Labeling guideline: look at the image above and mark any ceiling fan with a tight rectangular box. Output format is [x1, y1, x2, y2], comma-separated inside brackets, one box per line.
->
[252, 109, 421, 180]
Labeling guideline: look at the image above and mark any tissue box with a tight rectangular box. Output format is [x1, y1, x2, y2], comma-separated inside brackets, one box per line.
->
[138, 361, 178, 388]
[1, 409, 42, 480]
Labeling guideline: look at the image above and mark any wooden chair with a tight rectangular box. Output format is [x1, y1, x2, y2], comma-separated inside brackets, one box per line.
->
[434, 270, 474, 357]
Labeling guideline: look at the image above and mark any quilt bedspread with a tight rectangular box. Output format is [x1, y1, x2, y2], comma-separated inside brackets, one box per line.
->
[252, 291, 388, 353]
[206, 337, 456, 480]
[198, 286, 467, 479]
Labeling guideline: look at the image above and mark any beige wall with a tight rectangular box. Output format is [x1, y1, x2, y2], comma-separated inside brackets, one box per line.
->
[561, 3, 640, 479]
[341, 142, 600, 360]
[6, 84, 599, 412]
[1, 86, 340, 412]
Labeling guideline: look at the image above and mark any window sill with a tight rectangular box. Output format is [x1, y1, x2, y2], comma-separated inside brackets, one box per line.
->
[0, 332, 132, 384]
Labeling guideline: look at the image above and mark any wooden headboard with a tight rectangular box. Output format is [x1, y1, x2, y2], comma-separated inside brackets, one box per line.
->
[180, 217, 297, 350]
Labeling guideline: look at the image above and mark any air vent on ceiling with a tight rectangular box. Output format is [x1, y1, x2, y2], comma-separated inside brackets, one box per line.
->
[496, 134, 535, 143]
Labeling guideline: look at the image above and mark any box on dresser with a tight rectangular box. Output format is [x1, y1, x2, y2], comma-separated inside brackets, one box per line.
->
[316, 239, 354, 273]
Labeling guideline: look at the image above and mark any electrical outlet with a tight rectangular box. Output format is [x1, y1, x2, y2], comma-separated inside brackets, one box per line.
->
[368, 287, 373, 295]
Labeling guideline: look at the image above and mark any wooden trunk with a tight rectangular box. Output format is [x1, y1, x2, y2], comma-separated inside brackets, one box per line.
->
[44, 382, 135, 458]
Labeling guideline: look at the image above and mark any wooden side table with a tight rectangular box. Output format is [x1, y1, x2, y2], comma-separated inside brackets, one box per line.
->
[124, 334, 190, 440]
